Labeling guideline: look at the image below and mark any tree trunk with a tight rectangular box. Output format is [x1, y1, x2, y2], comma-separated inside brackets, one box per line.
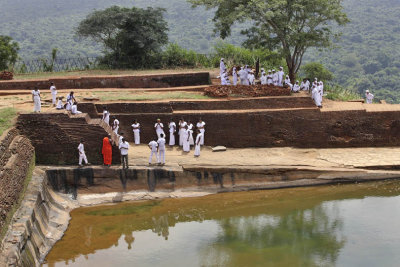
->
[288, 67, 296, 84]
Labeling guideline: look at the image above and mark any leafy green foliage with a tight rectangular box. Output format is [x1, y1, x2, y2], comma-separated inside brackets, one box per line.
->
[0, 36, 19, 71]
[301, 62, 334, 81]
[189, 0, 348, 81]
[77, 6, 168, 69]
[325, 84, 360, 101]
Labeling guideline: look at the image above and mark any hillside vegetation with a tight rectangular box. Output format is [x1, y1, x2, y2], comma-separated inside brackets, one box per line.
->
[0, 0, 399, 102]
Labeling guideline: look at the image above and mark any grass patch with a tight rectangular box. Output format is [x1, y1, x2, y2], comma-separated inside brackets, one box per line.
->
[0, 154, 35, 241]
[13, 68, 214, 80]
[0, 108, 17, 136]
[86, 201, 160, 216]
[98, 91, 210, 101]
[325, 85, 360, 101]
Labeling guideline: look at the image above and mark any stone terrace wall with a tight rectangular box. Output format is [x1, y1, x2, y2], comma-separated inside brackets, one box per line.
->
[0, 72, 210, 90]
[107, 109, 400, 148]
[16, 108, 400, 164]
[80, 96, 316, 116]
[0, 128, 35, 233]
[16, 114, 120, 165]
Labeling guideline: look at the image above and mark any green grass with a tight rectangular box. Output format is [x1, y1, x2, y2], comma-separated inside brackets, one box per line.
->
[13, 68, 214, 80]
[98, 91, 210, 101]
[0, 108, 17, 136]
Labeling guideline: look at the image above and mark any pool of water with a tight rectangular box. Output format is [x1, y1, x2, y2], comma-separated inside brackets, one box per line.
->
[44, 181, 400, 267]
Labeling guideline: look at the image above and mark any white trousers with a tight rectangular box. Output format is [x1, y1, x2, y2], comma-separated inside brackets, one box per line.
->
[158, 150, 165, 164]
[156, 130, 164, 139]
[133, 130, 140, 144]
[79, 152, 88, 165]
[200, 130, 205, 145]
[149, 150, 159, 164]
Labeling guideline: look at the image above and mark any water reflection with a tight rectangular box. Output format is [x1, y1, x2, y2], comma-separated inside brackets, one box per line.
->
[44, 181, 400, 267]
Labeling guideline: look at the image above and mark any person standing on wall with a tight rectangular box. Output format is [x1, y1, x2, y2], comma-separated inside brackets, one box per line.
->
[78, 138, 89, 167]
[148, 138, 159, 165]
[112, 117, 120, 135]
[32, 87, 41, 113]
[119, 138, 130, 169]
[196, 118, 206, 145]
[102, 135, 112, 167]
[131, 119, 140, 145]
[365, 90, 374, 104]
[50, 82, 57, 107]
[157, 133, 166, 165]
[102, 106, 110, 125]
[168, 118, 176, 146]
[194, 129, 203, 157]
[154, 118, 164, 139]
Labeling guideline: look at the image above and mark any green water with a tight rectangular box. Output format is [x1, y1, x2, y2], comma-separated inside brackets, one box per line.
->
[44, 181, 400, 267]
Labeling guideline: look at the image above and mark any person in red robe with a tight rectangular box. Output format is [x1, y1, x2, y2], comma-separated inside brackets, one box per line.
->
[102, 136, 112, 166]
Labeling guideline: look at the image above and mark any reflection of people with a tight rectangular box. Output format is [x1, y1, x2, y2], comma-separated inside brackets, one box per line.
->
[102, 136, 112, 167]
[151, 215, 170, 240]
[124, 232, 135, 250]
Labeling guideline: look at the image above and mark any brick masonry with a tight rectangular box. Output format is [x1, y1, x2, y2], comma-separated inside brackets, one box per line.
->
[0, 72, 210, 90]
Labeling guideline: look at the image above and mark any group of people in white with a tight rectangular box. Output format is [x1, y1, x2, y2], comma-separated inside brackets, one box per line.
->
[30, 77, 376, 167]
[102, 105, 206, 167]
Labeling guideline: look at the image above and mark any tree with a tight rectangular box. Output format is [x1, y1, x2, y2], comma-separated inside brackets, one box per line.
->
[189, 0, 349, 82]
[0, 36, 19, 71]
[302, 62, 333, 81]
[76, 6, 168, 68]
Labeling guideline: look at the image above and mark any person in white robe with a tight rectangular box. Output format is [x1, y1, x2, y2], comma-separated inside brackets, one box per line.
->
[312, 85, 322, 108]
[178, 118, 187, 146]
[71, 102, 82, 114]
[196, 118, 206, 145]
[292, 81, 300, 92]
[232, 67, 238, 85]
[221, 73, 227, 85]
[56, 97, 64, 110]
[32, 87, 41, 113]
[188, 121, 195, 145]
[102, 106, 110, 125]
[260, 72, 267, 85]
[157, 133, 166, 165]
[284, 75, 292, 89]
[131, 119, 140, 145]
[78, 139, 89, 166]
[267, 71, 273, 85]
[65, 91, 76, 111]
[194, 130, 203, 157]
[260, 68, 266, 76]
[182, 126, 190, 152]
[154, 119, 164, 139]
[272, 69, 279, 86]
[238, 67, 249, 85]
[248, 71, 255, 85]
[224, 73, 231, 85]
[278, 67, 284, 86]
[168, 119, 176, 146]
[305, 79, 310, 91]
[319, 81, 324, 97]
[112, 117, 119, 135]
[50, 82, 57, 106]
[365, 90, 374, 104]
[220, 58, 226, 77]
[148, 140, 159, 165]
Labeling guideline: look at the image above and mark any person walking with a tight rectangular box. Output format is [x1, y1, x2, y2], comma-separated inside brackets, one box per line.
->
[78, 139, 89, 166]
[119, 138, 130, 169]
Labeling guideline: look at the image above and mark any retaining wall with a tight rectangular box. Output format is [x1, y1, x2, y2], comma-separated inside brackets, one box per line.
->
[0, 72, 210, 90]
